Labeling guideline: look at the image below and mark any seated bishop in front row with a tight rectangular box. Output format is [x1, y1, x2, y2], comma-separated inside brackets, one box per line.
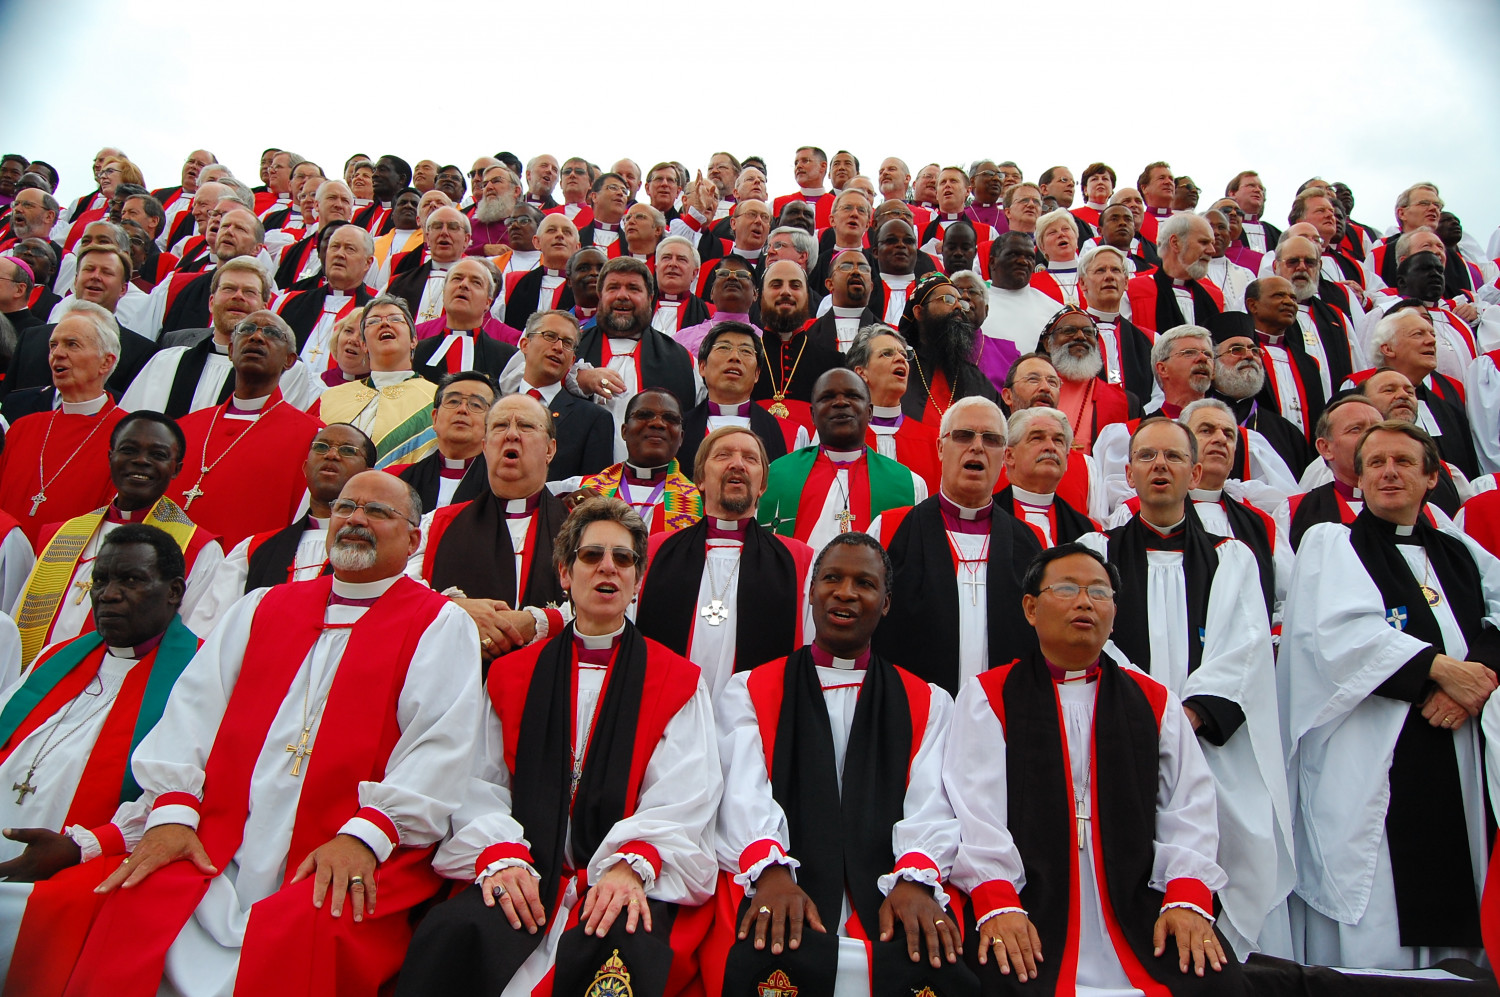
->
[635, 427, 813, 699]
[37, 471, 483, 997]
[704, 532, 978, 997]
[0, 525, 199, 992]
[397, 496, 721, 997]
[945, 543, 1248, 996]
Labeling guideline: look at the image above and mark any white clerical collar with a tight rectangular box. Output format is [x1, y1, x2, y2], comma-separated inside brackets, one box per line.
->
[626, 461, 670, 479]
[713, 518, 747, 531]
[1189, 487, 1223, 502]
[441, 456, 469, 470]
[799, 186, 827, 197]
[307, 515, 329, 531]
[521, 379, 562, 403]
[211, 339, 231, 355]
[1048, 260, 1079, 273]
[939, 490, 990, 519]
[821, 448, 864, 463]
[370, 370, 415, 386]
[832, 305, 865, 318]
[576, 620, 627, 648]
[1394, 523, 1415, 536]
[1085, 201, 1107, 211]
[871, 405, 902, 419]
[731, 244, 763, 260]
[229, 392, 272, 411]
[1143, 515, 1186, 537]
[59, 393, 109, 415]
[1086, 306, 1120, 322]
[1011, 485, 1055, 507]
[505, 497, 534, 516]
[331, 575, 400, 599]
[430, 260, 454, 273]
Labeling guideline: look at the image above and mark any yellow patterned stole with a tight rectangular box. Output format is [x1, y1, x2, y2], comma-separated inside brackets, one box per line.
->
[580, 460, 703, 533]
[16, 497, 199, 665]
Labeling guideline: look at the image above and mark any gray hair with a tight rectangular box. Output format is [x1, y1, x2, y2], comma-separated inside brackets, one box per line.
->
[447, 258, 497, 298]
[218, 179, 255, 210]
[85, 219, 131, 253]
[232, 312, 296, 350]
[768, 225, 817, 262]
[25, 191, 61, 214]
[845, 322, 907, 368]
[317, 179, 354, 204]
[1393, 225, 1438, 262]
[1394, 182, 1440, 213]
[57, 299, 121, 359]
[968, 159, 998, 178]
[1034, 207, 1077, 248]
[939, 395, 1005, 437]
[426, 208, 472, 237]
[1180, 397, 1235, 426]
[279, 151, 307, 170]
[949, 269, 984, 286]
[655, 234, 700, 269]
[1368, 307, 1429, 366]
[1156, 211, 1196, 249]
[1149, 324, 1213, 366]
[632, 202, 666, 228]
[359, 294, 415, 335]
[522, 308, 582, 340]
[1079, 244, 1129, 275]
[1006, 405, 1073, 450]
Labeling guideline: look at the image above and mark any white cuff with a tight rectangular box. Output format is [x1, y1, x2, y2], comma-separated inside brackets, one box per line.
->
[145, 804, 200, 832]
[602, 851, 657, 892]
[975, 906, 1028, 928]
[476, 858, 541, 885]
[526, 606, 550, 644]
[877, 865, 949, 908]
[1160, 901, 1215, 923]
[338, 817, 396, 863]
[65, 825, 102, 863]
[735, 847, 800, 893]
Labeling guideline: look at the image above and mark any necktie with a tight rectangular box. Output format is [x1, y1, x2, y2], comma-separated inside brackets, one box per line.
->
[527, 388, 543, 402]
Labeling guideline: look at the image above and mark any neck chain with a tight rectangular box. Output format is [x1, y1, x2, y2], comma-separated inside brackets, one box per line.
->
[1420, 549, 1443, 607]
[183, 399, 283, 509]
[285, 661, 328, 777]
[762, 335, 807, 418]
[12, 673, 119, 804]
[30, 401, 116, 517]
[910, 353, 951, 417]
[699, 543, 743, 627]
[1063, 376, 1096, 450]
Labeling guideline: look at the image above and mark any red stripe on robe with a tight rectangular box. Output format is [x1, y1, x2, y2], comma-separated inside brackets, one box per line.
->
[994, 454, 1092, 514]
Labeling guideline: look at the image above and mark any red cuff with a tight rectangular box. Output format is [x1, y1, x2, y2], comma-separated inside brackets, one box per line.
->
[1162, 878, 1213, 913]
[738, 838, 785, 876]
[543, 608, 565, 635]
[153, 792, 201, 813]
[354, 807, 399, 849]
[680, 214, 704, 232]
[971, 880, 1023, 919]
[475, 841, 535, 881]
[90, 823, 126, 856]
[619, 840, 662, 878]
[891, 851, 939, 878]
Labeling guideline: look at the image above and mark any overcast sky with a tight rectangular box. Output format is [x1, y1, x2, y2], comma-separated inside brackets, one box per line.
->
[6, 0, 1496, 244]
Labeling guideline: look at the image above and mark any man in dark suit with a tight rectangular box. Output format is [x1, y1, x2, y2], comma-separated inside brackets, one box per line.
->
[505, 310, 614, 482]
[681, 320, 789, 464]
[396, 371, 496, 511]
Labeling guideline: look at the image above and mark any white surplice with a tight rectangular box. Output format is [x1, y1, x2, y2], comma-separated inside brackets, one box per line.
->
[120, 342, 321, 414]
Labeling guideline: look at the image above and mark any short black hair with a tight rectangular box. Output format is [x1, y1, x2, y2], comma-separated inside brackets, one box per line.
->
[1021, 542, 1119, 598]
[433, 370, 499, 411]
[318, 422, 377, 468]
[1004, 351, 1055, 390]
[1, 154, 28, 169]
[496, 152, 524, 177]
[378, 154, 412, 185]
[102, 523, 186, 583]
[811, 532, 892, 591]
[696, 320, 761, 365]
[624, 386, 684, 420]
[111, 411, 186, 458]
[27, 160, 58, 189]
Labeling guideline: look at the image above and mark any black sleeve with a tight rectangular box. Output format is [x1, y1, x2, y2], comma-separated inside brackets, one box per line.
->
[1461, 624, 1500, 674]
[1373, 645, 1439, 703]
[1183, 694, 1245, 747]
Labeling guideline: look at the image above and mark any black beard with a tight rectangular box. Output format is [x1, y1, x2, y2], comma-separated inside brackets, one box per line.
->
[919, 312, 977, 378]
[763, 305, 808, 335]
[602, 308, 646, 335]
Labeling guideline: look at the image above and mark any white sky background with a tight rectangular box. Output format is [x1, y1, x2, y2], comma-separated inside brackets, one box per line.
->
[4, 0, 1497, 244]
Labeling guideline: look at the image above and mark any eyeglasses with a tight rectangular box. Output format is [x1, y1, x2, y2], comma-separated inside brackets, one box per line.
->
[926, 292, 963, 307]
[438, 393, 493, 414]
[599, 183, 629, 196]
[330, 498, 417, 526]
[1281, 256, 1319, 269]
[1011, 197, 1042, 208]
[1015, 372, 1061, 388]
[311, 441, 365, 458]
[1216, 344, 1259, 359]
[714, 268, 752, 282]
[1039, 582, 1115, 601]
[628, 408, 683, 426]
[1411, 198, 1444, 211]
[972, 170, 1000, 179]
[1170, 348, 1214, 361]
[1131, 448, 1191, 465]
[232, 323, 289, 343]
[574, 545, 639, 568]
[561, 166, 590, 176]
[834, 261, 872, 272]
[364, 313, 411, 329]
[710, 342, 759, 359]
[528, 328, 576, 351]
[944, 428, 1005, 449]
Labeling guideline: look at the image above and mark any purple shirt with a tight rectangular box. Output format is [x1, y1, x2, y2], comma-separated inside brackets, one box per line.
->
[974, 333, 1021, 392]
[467, 217, 511, 255]
[415, 313, 523, 346]
[965, 202, 1003, 230]
[675, 311, 762, 357]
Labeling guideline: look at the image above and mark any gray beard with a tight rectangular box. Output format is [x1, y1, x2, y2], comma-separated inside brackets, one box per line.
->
[474, 194, 513, 224]
[328, 528, 379, 572]
[1290, 275, 1317, 301]
[1213, 362, 1265, 400]
[1050, 343, 1103, 382]
[1184, 258, 1209, 280]
[602, 308, 644, 335]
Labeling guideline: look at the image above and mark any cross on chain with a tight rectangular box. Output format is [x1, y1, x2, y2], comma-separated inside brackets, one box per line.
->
[285, 729, 313, 776]
[834, 509, 854, 534]
[12, 773, 36, 804]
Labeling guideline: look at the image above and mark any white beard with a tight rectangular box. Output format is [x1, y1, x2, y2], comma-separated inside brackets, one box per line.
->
[474, 194, 513, 224]
[1214, 361, 1265, 400]
[1051, 344, 1104, 382]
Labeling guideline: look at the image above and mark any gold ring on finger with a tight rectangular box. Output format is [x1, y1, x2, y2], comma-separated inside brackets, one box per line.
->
[1203, 937, 1214, 944]
[934, 919, 945, 926]
[758, 905, 771, 915]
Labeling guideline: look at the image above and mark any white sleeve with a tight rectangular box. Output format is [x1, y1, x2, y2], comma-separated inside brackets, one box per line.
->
[187, 536, 251, 637]
[405, 510, 436, 582]
[1092, 421, 1133, 516]
[0, 613, 21, 697]
[432, 696, 532, 882]
[1239, 430, 1297, 510]
[140, 277, 174, 340]
[0, 529, 36, 620]
[713, 672, 796, 889]
[943, 678, 1028, 911]
[1150, 680, 1228, 895]
[1465, 356, 1500, 475]
[1083, 454, 1110, 522]
[878, 684, 959, 903]
[177, 540, 225, 636]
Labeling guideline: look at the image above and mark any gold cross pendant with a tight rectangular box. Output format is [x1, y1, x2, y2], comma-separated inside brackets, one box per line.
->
[72, 579, 92, 605]
[834, 510, 854, 534]
[285, 729, 313, 776]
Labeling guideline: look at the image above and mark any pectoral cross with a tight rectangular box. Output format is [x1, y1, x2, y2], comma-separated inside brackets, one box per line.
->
[959, 575, 983, 607]
[1076, 800, 1089, 849]
[285, 729, 313, 776]
[28, 491, 45, 517]
[183, 483, 205, 509]
[834, 509, 854, 534]
[699, 599, 729, 626]
[72, 579, 92, 605]
[13, 771, 36, 804]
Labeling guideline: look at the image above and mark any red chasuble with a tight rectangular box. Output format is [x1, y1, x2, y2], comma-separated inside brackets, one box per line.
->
[57, 577, 448, 997]
[166, 393, 323, 548]
[0, 403, 125, 547]
[865, 421, 941, 494]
